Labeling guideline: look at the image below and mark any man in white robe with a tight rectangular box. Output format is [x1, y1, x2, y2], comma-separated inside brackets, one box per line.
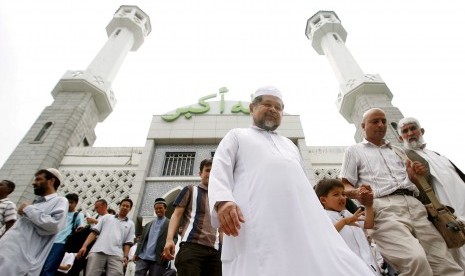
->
[398, 117, 465, 270]
[208, 86, 374, 276]
[0, 168, 68, 276]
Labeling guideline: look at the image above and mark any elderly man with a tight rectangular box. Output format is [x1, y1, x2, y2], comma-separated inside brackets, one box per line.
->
[208, 86, 373, 276]
[340, 108, 463, 276]
[135, 198, 172, 276]
[398, 117, 465, 270]
[0, 168, 68, 275]
[67, 198, 110, 276]
[86, 199, 109, 225]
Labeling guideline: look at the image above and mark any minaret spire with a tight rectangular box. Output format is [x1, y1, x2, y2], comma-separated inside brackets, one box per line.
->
[0, 5, 151, 204]
[52, 5, 151, 121]
[306, 11, 403, 143]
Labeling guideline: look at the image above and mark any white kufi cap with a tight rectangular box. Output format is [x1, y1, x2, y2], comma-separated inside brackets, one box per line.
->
[46, 168, 63, 183]
[254, 86, 283, 101]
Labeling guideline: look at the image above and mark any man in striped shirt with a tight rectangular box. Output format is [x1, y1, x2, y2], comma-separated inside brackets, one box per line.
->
[0, 179, 17, 238]
[163, 158, 222, 276]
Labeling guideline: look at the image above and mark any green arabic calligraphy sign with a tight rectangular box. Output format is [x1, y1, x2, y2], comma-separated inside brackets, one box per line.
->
[161, 87, 250, 122]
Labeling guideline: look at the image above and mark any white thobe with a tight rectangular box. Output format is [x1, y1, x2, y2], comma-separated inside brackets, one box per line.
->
[0, 193, 68, 276]
[209, 126, 373, 276]
[326, 210, 380, 275]
[414, 148, 465, 270]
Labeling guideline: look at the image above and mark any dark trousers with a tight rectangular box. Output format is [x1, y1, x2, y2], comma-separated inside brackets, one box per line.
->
[41, 243, 66, 276]
[67, 258, 87, 276]
[135, 259, 166, 276]
[175, 242, 221, 276]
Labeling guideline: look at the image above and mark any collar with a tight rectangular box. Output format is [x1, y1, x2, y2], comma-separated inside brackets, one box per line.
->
[198, 183, 208, 190]
[0, 197, 10, 202]
[362, 138, 391, 148]
[33, 193, 58, 204]
[43, 193, 58, 201]
[114, 214, 129, 221]
[250, 125, 278, 134]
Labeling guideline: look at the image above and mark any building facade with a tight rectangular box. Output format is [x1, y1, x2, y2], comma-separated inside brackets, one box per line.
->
[1, 8, 404, 229]
[58, 94, 335, 226]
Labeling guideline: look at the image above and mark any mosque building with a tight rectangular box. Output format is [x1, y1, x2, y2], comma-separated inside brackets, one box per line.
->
[0, 6, 404, 226]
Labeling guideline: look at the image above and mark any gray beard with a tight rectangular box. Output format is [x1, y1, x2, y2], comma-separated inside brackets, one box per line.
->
[404, 136, 426, 150]
[257, 120, 279, 131]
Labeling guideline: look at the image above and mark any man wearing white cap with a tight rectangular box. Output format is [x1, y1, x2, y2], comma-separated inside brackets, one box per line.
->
[208, 86, 374, 275]
[135, 198, 172, 276]
[0, 168, 68, 275]
[398, 117, 465, 271]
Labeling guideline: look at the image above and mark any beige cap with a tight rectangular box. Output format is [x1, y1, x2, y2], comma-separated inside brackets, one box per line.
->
[254, 86, 283, 101]
[46, 168, 63, 183]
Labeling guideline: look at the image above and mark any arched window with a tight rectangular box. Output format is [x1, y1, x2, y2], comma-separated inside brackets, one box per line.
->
[32, 122, 53, 142]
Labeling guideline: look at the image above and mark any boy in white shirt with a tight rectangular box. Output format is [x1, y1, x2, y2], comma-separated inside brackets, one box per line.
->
[315, 178, 380, 275]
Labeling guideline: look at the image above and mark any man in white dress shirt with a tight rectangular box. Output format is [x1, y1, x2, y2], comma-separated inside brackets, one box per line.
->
[340, 108, 463, 276]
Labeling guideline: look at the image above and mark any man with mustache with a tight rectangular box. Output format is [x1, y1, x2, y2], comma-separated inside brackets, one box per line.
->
[398, 116, 465, 270]
[0, 168, 68, 275]
[208, 86, 373, 276]
[340, 108, 463, 275]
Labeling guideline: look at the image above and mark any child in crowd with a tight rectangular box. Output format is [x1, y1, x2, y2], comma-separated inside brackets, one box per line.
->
[315, 178, 380, 275]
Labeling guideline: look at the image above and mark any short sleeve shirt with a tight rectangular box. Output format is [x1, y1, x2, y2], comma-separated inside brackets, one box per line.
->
[174, 184, 219, 249]
[340, 139, 419, 198]
[0, 198, 17, 236]
[54, 212, 85, 244]
[90, 214, 135, 257]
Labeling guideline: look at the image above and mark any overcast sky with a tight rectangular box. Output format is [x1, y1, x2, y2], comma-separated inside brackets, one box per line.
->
[1, 1, 465, 169]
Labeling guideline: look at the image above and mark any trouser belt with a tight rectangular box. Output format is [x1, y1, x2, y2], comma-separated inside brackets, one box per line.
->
[388, 189, 414, 197]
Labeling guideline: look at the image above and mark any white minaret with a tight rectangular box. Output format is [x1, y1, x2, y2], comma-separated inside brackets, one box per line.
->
[52, 5, 151, 121]
[0, 5, 151, 203]
[305, 11, 403, 143]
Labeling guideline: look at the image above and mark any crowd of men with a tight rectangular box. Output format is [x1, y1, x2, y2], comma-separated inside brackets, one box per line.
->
[0, 86, 464, 276]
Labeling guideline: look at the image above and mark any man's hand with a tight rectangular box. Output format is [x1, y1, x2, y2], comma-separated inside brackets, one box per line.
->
[346, 184, 372, 202]
[217, 201, 245, 237]
[76, 247, 87, 259]
[407, 160, 427, 186]
[359, 185, 374, 207]
[409, 160, 427, 175]
[17, 203, 30, 216]
[86, 217, 98, 224]
[162, 240, 176, 260]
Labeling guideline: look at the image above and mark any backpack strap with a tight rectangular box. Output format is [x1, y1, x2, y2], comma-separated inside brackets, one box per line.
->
[392, 146, 445, 211]
[71, 212, 79, 232]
